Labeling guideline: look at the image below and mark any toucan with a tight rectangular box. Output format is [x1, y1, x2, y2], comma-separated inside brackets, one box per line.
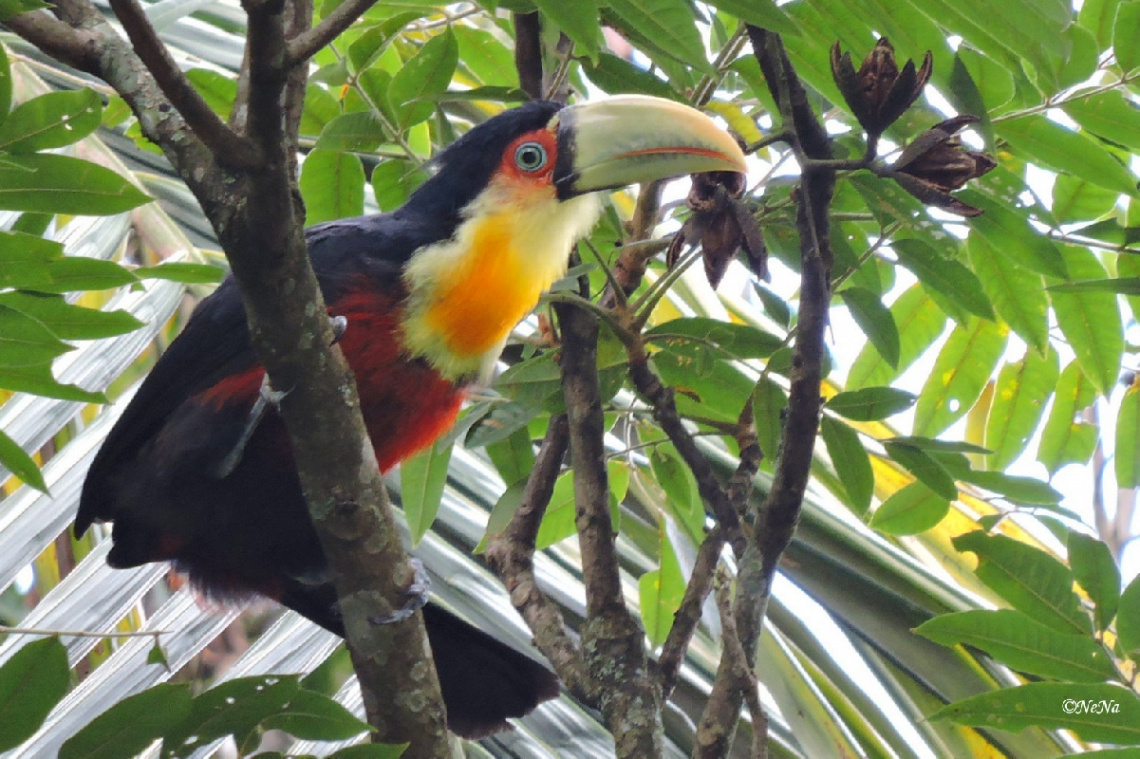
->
[76, 95, 747, 738]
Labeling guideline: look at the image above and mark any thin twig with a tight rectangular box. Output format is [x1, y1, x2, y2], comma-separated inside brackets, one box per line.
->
[108, 0, 258, 168]
[485, 416, 597, 702]
[285, 0, 378, 65]
[657, 527, 725, 697]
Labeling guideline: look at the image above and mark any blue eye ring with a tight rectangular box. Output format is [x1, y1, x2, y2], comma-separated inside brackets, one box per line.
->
[514, 141, 548, 172]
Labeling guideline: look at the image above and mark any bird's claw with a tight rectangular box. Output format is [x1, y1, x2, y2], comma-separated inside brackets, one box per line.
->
[212, 375, 291, 478]
[370, 558, 431, 624]
[330, 315, 348, 345]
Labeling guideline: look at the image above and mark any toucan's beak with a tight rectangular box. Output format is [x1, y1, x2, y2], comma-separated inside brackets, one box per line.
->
[552, 95, 748, 198]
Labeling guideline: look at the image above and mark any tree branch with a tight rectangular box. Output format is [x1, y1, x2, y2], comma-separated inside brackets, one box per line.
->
[656, 526, 724, 698]
[513, 11, 543, 100]
[695, 27, 834, 757]
[107, 0, 259, 168]
[485, 415, 598, 703]
[625, 337, 746, 556]
[556, 293, 663, 756]
[285, 0, 378, 66]
[4, 11, 100, 72]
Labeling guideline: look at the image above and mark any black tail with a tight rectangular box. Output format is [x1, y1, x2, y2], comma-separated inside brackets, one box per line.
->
[279, 581, 560, 738]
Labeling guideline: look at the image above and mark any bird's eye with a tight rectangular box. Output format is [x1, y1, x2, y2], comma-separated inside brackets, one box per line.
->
[514, 142, 548, 172]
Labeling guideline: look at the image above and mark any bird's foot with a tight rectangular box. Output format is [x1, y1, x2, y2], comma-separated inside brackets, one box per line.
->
[369, 558, 431, 624]
[329, 315, 348, 345]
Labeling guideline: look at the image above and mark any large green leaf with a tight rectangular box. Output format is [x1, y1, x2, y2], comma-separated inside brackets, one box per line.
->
[0, 154, 149, 214]
[59, 683, 193, 759]
[997, 115, 1140, 198]
[931, 683, 1140, 745]
[0, 88, 101, 153]
[388, 29, 459, 128]
[1037, 360, 1098, 475]
[605, 0, 710, 74]
[984, 346, 1058, 471]
[300, 149, 365, 225]
[893, 238, 994, 322]
[913, 318, 1008, 437]
[821, 416, 873, 514]
[1050, 246, 1124, 397]
[848, 285, 947, 390]
[0, 638, 69, 751]
[916, 609, 1117, 682]
[953, 531, 1089, 635]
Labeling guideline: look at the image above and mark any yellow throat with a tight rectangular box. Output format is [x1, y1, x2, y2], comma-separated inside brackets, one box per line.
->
[401, 181, 601, 381]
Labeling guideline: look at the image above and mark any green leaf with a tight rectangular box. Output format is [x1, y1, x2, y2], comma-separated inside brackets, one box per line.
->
[826, 387, 916, 421]
[639, 531, 685, 647]
[134, 263, 224, 284]
[453, 26, 517, 87]
[260, 689, 372, 741]
[959, 470, 1061, 505]
[0, 0, 49, 21]
[0, 88, 101, 153]
[953, 531, 1089, 635]
[1116, 1, 1140, 73]
[752, 376, 788, 463]
[840, 287, 900, 369]
[1117, 383, 1140, 489]
[1050, 246, 1124, 397]
[0, 154, 150, 214]
[1119, 574, 1140, 655]
[301, 149, 365, 226]
[315, 112, 386, 154]
[882, 443, 958, 501]
[893, 238, 994, 321]
[533, 0, 600, 61]
[645, 317, 783, 360]
[401, 438, 453, 546]
[0, 637, 69, 751]
[1065, 90, 1140, 152]
[465, 400, 538, 449]
[1037, 360, 1098, 475]
[163, 676, 300, 758]
[1079, 0, 1123, 46]
[1052, 174, 1121, 225]
[997, 115, 1140, 198]
[486, 425, 536, 487]
[821, 417, 873, 514]
[966, 232, 1048, 353]
[582, 53, 683, 101]
[985, 347, 1058, 471]
[605, 0, 710, 74]
[347, 12, 422, 74]
[60, 683, 193, 759]
[915, 609, 1117, 682]
[913, 318, 1008, 437]
[371, 159, 428, 213]
[709, 0, 799, 34]
[847, 284, 946, 390]
[184, 70, 237, 119]
[535, 470, 578, 549]
[38, 257, 139, 293]
[930, 683, 1140, 744]
[1048, 277, 1140, 295]
[961, 190, 1068, 280]
[0, 364, 105, 402]
[1067, 532, 1121, 633]
[870, 480, 949, 535]
[495, 353, 563, 410]
[649, 445, 703, 542]
[389, 29, 459, 128]
[0, 429, 46, 492]
[0, 302, 73, 366]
